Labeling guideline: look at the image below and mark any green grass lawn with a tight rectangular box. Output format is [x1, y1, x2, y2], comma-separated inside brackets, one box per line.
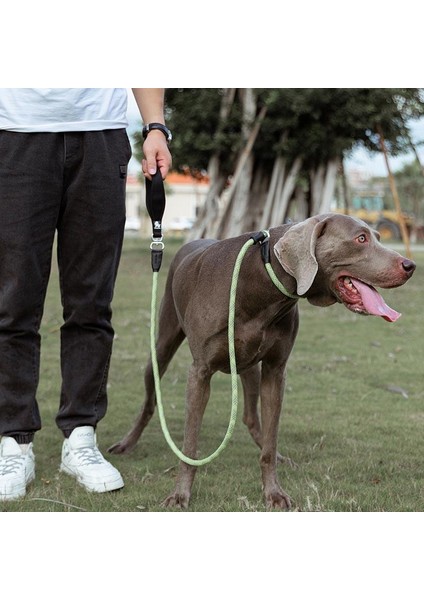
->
[3, 235, 423, 512]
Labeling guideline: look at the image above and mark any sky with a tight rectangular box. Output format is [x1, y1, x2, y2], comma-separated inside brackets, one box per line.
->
[126, 90, 424, 179]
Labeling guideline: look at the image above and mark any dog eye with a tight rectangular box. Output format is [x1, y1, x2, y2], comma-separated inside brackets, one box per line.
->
[356, 234, 367, 244]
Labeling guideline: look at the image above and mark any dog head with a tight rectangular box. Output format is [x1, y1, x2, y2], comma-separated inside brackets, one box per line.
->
[273, 213, 415, 320]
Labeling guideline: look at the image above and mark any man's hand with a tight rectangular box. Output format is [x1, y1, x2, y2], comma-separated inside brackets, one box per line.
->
[142, 129, 172, 180]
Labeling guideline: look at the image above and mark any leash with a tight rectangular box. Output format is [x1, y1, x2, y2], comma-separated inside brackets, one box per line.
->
[146, 172, 298, 466]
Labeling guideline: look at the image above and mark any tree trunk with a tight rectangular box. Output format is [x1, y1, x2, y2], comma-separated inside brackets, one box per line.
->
[260, 155, 285, 229]
[317, 158, 340, 214]
[377, 124, 412, 258]
[259, 131, 288, 229]
[219, 88, 257, 238]
[187, 88, 236, 240]
[270, 156, 303, 225]
[212, 97, 267, 238]
[310, 159, 340, 215]
[245, 165, 269, 232]
[187, 154, 226, 240]
[340, 158, 350, 214]
[310, 164, 326, 215]
[400, 112, 424, 177]
[289, 185, 309, 222]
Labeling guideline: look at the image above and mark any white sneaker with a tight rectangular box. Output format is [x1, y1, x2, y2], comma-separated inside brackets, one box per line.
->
[0, 437, 35, 501]
[60, 426, 124, 493]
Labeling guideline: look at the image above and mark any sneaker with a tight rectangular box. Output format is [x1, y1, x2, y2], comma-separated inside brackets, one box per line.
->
[0, 437, 35, 501]
[60, 426, 124, 493]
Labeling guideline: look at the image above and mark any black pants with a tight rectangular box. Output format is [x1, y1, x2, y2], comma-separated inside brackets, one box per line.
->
[0, 129, 132, 442]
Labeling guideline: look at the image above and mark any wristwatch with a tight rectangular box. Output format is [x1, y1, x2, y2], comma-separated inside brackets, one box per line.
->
[142, 122, 172, 144]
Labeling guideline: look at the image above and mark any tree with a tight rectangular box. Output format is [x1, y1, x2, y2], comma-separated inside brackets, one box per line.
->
[133, 88, 424, 239]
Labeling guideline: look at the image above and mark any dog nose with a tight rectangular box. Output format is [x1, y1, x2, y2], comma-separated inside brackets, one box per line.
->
[402, 259, 416, 273]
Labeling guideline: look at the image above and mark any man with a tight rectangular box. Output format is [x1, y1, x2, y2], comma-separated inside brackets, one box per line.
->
[0, 88, 172, 500]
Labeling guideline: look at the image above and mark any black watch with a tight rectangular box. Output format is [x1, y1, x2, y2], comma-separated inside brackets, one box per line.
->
[142, 122, 172, 144]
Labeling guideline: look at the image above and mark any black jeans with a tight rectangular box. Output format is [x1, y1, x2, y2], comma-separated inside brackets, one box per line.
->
[0, 129, 132, 442]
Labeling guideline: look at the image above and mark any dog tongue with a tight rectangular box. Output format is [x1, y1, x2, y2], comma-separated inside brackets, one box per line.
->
[351, 278, 401, 322]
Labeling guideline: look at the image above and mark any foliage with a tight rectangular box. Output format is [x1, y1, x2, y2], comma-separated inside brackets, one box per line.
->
[133, 89, 424, 233]
[134, 88, 424, 174]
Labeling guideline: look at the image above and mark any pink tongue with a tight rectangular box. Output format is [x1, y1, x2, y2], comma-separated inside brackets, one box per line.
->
[351, 278, 401, 322]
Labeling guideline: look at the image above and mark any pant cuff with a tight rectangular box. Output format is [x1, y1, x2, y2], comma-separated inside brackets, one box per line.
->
[10, 433, 35, 444]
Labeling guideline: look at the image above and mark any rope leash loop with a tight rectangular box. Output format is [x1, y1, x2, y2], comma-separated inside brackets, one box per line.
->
[146, 173, 299, 467]
[149, 238, 253, 467]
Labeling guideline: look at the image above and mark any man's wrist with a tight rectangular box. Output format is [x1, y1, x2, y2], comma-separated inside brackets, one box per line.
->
[142, 123, 172, 144]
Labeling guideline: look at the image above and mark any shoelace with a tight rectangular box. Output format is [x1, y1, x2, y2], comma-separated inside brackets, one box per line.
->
[0, 455, 25, 476]
[72, 446, 105, 466]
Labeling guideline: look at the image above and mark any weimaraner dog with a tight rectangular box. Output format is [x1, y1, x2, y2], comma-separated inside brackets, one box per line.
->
[109, 213, 416, 509]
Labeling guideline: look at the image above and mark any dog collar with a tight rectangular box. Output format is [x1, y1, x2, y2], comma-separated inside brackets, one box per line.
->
[250, 230, 300, 300]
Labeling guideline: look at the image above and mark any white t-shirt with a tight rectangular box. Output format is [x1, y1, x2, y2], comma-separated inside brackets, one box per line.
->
[0, 88, 129, 132]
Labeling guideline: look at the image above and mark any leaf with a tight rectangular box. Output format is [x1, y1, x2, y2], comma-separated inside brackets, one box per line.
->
[386, 385, 409, 399]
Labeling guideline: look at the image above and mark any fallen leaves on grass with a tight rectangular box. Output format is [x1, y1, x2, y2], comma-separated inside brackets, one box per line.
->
[386, 385, 409, 399]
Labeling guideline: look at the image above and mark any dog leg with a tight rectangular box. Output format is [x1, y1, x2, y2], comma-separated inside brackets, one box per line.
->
[240, 364, 295, 466]
[163, 363, 212, 509]
[259, 362, 291, 510]
[240, 364, 262, 448]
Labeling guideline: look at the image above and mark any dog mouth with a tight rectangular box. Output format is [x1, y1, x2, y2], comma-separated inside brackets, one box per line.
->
[336, 276, 401, 322]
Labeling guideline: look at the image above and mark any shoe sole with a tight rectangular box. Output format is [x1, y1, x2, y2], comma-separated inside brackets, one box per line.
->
[0, 472, 35, 501]
[60, 464, 124, 493]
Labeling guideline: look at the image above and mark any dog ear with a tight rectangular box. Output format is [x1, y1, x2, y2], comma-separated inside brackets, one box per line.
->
[274, 216, 330, 295]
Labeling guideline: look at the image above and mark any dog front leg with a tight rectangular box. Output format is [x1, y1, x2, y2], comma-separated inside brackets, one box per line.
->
[260, 362, 291, 510]
[163, 363, 212, 509]
[240, 364, 293, 465]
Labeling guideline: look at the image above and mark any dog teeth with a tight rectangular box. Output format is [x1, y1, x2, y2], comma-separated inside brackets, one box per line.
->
[344, 277, 358, 293]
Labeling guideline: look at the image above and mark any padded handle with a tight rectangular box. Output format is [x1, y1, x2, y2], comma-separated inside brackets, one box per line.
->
[145, 170, 166, 240]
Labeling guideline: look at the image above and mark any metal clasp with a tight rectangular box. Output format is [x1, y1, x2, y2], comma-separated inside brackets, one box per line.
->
[150, 238, 165, 251]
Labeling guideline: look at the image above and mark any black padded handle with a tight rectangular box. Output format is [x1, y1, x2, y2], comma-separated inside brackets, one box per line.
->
[145, 170, 166, 240]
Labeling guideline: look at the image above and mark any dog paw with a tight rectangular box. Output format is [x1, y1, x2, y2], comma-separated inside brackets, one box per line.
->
[265, 489, 292, 511]
[162, 492, 190, 510]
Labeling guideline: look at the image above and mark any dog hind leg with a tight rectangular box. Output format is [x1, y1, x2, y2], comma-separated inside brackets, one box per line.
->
[108, 289, 185, 455]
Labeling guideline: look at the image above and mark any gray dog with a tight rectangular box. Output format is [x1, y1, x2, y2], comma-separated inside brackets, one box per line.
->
[109, 213, 416, 509]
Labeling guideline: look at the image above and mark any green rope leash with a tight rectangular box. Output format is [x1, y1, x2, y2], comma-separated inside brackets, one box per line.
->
[150, 229, 299, 467]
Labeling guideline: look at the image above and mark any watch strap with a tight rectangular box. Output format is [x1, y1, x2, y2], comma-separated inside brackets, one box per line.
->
[142, 122, 172, 143]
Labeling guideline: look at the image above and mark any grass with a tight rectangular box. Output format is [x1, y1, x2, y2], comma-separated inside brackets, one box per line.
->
[2, 235, 424, 512]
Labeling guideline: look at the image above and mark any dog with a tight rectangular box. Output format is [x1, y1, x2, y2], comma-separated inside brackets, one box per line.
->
[109, 213, 416, 509]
